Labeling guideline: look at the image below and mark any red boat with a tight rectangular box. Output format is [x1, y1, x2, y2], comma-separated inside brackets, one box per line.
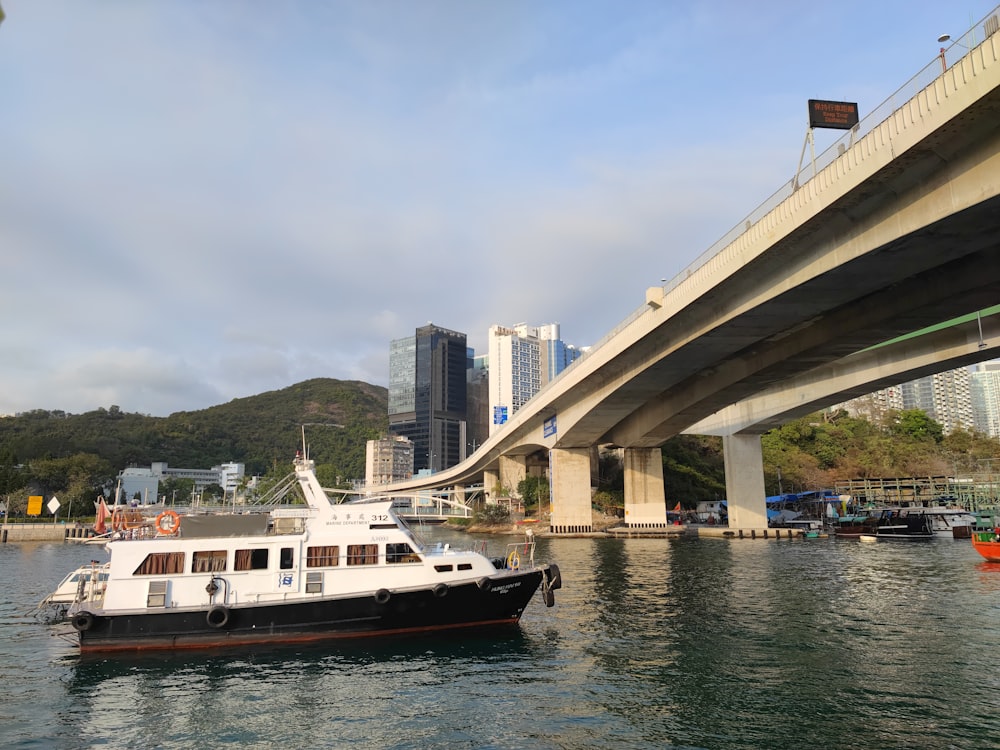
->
[971, 531, 1000, 562]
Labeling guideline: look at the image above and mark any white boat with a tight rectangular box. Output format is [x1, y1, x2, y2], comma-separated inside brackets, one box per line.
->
[35, 561, 110, 622]
[55, 448, 560, 653]
[898, 506, 977, 538]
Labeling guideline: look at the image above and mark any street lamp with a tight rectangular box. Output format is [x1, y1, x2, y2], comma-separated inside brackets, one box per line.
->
[937, 34, 951, 73]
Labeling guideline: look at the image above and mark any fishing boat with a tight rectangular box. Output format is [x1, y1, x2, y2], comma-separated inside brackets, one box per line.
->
[971, 530, 1000, 562]
[871, 510, 934, 540]
[55, 448, 561, 653]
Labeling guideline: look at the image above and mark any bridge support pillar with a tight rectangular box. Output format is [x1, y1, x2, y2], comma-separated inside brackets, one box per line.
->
[722, 434, 769, 529]
[623, 447, 667, 528]
[549, 447, 593, 534]
[499, 455, 526, 497]
[483, 469, 499, 500]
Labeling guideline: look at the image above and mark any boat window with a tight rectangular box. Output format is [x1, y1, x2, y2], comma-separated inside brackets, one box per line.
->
[458, 563, 472, 571]
[235, 548, 269, 571]
[346, 544, 379, 566]
[386, 543, 420, 564]
[434, 564, 453, 572]
[305, 571, 323, 594]
[280, 547, 294, 570]
[306, 545, 339, 567]
[134, 552, 185, 576]
[192, 550, 227, 573]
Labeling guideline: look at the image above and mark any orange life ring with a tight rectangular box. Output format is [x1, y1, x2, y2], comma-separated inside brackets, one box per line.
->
[155, 510, 181, 535]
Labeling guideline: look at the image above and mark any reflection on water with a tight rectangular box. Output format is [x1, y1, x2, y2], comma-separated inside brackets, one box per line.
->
[4, 531, 1000, 749]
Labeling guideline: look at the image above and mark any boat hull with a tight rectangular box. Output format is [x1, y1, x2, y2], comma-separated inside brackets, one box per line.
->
[72, 570, 546, 653]
[971, 533, 1000, 562]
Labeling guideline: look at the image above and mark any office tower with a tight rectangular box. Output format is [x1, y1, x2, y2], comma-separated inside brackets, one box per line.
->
[388, 324, 468, 472]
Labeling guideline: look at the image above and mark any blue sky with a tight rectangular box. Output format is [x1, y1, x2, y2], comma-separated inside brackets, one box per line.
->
[2, 1, 997, 416]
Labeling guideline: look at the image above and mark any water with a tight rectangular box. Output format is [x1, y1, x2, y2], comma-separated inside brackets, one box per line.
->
[3, 530, 1000, 749]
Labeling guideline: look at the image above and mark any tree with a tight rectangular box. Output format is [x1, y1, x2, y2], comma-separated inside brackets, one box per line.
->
[892, 409, 944, 443]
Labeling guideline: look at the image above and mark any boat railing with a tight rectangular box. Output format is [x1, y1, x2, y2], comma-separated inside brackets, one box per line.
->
[502, 539, 537, 570]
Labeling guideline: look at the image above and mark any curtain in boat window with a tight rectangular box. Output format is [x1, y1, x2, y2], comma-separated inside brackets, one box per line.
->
[306, 545, 339, 567]
[192, 550, 227, 573]
[134, 552, 185, 576]
[346, 544, 379, 566]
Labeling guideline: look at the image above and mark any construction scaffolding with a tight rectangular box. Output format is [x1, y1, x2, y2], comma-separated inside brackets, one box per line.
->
[834, 474, 1000, 511]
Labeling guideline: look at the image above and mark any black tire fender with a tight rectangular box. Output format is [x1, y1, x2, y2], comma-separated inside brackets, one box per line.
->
[206, 605, 230, 629]
[477, 577, 492, 592]
[374, 588, 391, 604]
[544, 563, 562, 590]
[71, 611, 95, 632]
[432, 583, 449, 598]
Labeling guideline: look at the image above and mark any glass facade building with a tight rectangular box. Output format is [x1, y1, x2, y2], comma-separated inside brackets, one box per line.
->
[388, 324, 468, 473]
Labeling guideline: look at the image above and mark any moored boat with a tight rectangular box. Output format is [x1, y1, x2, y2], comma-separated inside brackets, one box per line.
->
[35, 560, 110, 622]
[872, 510, 934, 540]
[971, 530, 1000, 562]
[54, 449, 561, 653]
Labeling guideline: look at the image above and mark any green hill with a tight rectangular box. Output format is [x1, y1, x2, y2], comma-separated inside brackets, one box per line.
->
[0, 378, 388, 496]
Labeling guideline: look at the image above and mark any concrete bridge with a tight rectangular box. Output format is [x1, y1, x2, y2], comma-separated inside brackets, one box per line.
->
[384, 15, 1000, 535]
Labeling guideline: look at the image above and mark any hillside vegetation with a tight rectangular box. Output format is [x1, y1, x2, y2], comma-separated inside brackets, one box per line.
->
[0, 378, 387, 513]
[1, 376, 997, 518]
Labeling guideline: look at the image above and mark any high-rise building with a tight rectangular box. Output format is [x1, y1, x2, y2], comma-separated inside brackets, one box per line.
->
[838, 366, 977, 435]
[971, 361, 1000, 437]
[488, 322, 582, 434]
[900, 368, 973, 434]
[388, 324, 468, 473]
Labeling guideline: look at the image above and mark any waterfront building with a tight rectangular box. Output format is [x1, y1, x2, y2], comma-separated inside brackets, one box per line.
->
[365, 435, 414, 487]
[118, 461, 245, 504]
[388, 324, 468, 473]
[488, 322, 581, 434]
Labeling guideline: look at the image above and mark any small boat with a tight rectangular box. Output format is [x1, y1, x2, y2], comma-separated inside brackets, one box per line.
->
[35, 561, 110, 622]
[971, 530, 1000, 562]
[859, 534, 879, 543]
[54, 447, 561, 653]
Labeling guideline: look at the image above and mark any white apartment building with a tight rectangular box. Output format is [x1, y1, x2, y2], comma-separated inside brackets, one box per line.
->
[488, 322, 582, 434]
[971, 361, 1000, 437]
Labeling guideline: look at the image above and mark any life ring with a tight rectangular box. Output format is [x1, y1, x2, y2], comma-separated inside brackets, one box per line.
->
[71, 611, 95, 632]
[156, 510, 181, 536]
[206, 605, 230, 628]
[374, 588, 391, 604]
[506, 550, 520, 570]
[432, 583, 449, 598]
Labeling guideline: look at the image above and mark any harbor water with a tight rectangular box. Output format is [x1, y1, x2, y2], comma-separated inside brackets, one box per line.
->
[3, 528, 1000, 749]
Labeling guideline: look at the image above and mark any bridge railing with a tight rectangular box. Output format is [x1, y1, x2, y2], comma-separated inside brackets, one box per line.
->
[659, 4, 1000, 301]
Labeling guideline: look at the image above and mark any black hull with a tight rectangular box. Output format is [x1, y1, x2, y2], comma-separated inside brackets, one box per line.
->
[73, 570, 545, 653]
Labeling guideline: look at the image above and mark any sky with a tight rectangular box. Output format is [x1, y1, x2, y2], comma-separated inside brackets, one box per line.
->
[2, 1, 997, 417]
